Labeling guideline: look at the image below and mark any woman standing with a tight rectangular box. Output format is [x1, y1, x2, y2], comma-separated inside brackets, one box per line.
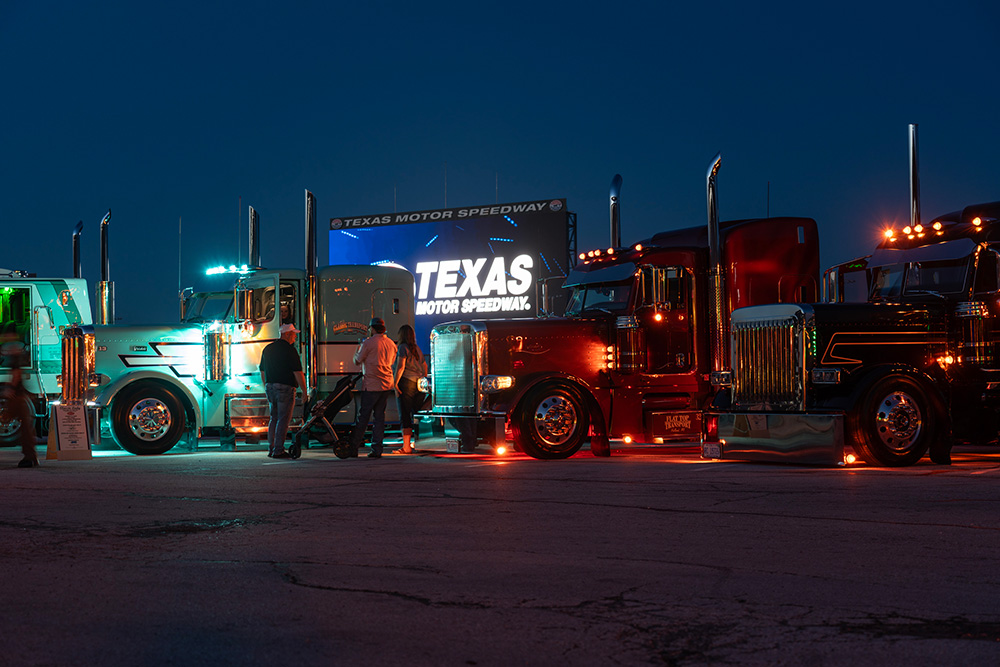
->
[390, 324, 427, 455]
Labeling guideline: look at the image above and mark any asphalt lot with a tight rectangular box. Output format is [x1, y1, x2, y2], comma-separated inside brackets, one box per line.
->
[2, 437, 1000, 666]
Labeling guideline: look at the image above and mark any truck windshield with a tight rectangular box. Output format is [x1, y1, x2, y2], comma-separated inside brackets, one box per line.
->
[182, 292, 234, 323]
[870, 258, 970, 299]
[564, 281, 633, 316]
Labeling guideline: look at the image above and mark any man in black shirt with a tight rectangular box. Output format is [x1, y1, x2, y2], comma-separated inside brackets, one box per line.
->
[259, 323, 308, 458]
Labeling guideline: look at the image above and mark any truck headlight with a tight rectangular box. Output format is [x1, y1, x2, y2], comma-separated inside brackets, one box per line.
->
[480, 375, 514, 393]
[811, 368, 841, 385]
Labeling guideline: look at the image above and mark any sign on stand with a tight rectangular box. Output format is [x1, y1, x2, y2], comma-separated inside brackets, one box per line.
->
[52, 403, 92, 460]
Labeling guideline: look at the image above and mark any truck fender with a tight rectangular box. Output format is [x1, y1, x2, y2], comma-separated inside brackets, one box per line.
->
[94, 371, 203, 428]
[506, 373, 609, 456]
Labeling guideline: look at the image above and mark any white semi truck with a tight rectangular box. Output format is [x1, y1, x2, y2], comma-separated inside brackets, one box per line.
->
[0, 223, 93, 444]
[67, 192, 414, 454]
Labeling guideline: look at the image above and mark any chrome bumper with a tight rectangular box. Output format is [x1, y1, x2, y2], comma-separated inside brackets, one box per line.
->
[704, 411, 845, 466]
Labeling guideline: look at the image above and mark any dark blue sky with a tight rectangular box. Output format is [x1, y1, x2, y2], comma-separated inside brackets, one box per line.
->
[3, 1, 999, 322]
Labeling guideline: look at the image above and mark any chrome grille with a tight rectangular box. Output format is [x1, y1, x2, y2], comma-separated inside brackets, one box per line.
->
[430, 328, 477, 412]
[731, 308, 806, 411]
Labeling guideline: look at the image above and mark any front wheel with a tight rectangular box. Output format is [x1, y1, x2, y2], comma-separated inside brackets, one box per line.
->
[848, 375, 937, 467]
[512, 384, 589, 460]
[111, 383, 187, 455]
[0, 392, 35, 446]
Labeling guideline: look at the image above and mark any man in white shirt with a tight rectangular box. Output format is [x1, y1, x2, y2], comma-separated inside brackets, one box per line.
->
[349, 317, 397, 458]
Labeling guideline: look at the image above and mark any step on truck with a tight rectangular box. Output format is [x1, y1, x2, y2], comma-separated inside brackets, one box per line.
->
[67, 192, 414, 455]
[423, 156, 821, 458]
[705, 124, 994, 466]
[0, 222, 93, 444]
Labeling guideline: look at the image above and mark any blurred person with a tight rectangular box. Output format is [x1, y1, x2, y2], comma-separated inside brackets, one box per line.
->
[349, 317, 397, 459]
[259, 323, 308, 459]
[389, 324, 427, 455]
[1, 322, 37, 468]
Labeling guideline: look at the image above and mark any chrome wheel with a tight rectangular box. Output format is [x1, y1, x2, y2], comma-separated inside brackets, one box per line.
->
[874, 391, 922, 452]
[533, 394, 578, 446]
[127, 397, 173, 441]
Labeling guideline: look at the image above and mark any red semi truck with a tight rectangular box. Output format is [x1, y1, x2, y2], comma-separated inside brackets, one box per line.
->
[424, 156, 821, 458]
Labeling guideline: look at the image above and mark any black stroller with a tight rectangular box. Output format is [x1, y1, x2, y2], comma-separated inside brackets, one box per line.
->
[290, 373, 361, 459]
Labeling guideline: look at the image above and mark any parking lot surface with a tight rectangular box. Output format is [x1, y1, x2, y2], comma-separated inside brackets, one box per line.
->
[3, 438, 1000, 666]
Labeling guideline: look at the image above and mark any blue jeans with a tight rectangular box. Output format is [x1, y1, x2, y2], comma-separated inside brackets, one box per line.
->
[265, 383, 296, 455]
[351, 390, 392, 455]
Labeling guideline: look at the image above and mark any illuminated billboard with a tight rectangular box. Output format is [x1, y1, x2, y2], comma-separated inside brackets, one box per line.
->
[329, 199, 572, 344]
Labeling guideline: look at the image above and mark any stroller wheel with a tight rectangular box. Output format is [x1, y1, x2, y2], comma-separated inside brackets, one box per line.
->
[289, 434, 303, 459]
[333, 441, 351, 460]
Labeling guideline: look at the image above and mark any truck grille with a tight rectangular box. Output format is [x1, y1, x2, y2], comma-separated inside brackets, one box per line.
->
[430, 328, 478, 412]
[730, 307, 806, 411]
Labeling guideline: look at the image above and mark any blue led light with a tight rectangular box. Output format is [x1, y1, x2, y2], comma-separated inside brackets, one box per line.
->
[489, 237, 513, 243]
[340, 230, 359, 239]
[425, 235, 439, 247]
[539, 252, 552, 272]
[505, 215, 518, 227]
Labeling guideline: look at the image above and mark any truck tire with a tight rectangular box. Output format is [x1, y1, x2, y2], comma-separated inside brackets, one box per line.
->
[848, 375, 936, 467]
[0, 393, 34, 446]
[111, 383, 186, 455]
[513, 384, 589, 459]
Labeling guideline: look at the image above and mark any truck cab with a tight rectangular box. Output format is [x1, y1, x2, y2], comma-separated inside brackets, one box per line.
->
[0, 272, 92, 443]
[426, 214, 819, 459]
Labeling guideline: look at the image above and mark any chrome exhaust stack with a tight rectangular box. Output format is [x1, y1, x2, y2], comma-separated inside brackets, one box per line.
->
[706, 153, 726, 381]
[609, 174, 623, 249]
[248, 205, 261, 268]
[96, 210, 114, 325]
[305, 190, 318, 394]
[72, 221, 83, 279]
[909, 123, 920, 228]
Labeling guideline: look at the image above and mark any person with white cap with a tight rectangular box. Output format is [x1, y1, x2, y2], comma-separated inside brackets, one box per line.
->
[259, 323, 308, 458]
[349, 317, 397, 458]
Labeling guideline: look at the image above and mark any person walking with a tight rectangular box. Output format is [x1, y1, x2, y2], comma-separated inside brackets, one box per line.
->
[389, 324, 426, 455]
[349, 317, 397, 459]
[1, 322, 37, 468]
[259, 323, 308, 459]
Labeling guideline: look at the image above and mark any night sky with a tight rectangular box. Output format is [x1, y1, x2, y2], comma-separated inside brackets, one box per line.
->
[3, 1, 999, 323]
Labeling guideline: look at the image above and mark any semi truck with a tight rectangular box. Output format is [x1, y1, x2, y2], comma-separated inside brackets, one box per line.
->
[0, 223, 93, 444]
[423, 156, 821, 459]
[69, 192, 414, 455]
[705, 125, 994, 467]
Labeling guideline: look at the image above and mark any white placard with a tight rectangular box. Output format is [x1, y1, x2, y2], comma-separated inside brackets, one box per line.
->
[54, 403, 91, 457]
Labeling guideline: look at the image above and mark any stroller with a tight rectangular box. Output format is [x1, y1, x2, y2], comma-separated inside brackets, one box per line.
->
[289, 373, 361, 459]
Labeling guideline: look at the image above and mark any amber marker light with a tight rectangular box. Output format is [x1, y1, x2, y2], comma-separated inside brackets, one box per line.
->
[933, 221, 943, 230]
[623, 435, 633, 444]
[607, 248, 614, 254]
[883, 229, 894, 238]
[634, 244, 643, 251]
[579, 253, 586, 260]
[653, 312, 663, 322]
[903, 226, 912, 235]
[973, 217, 983, 227]
[495, 445, 508, 456]
[914, 224, 923, 233]
[844, 453, 857, 465]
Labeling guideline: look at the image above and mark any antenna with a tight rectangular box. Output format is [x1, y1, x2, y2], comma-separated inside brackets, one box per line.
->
[177, 216, 182, 294]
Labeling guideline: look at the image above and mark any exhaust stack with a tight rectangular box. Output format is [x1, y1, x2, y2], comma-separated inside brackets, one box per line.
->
[97, 210, 114, 325]
[72, 221, 83, 279]
[609, 174, 623, 249]
[305, 190, 318, 394]
[909, 123, 920, 228]
[706, 154, 725, 378]
[248, 206, 261, 268]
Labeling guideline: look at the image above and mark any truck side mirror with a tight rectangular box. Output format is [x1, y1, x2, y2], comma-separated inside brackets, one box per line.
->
[235, 288, 252, 321]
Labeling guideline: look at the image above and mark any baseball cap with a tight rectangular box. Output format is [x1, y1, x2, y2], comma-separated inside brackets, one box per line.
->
[280, 323, 299, 334]
[368, 317, 385, 328]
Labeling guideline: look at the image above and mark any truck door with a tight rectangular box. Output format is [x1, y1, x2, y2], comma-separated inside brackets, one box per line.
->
[611, 266, 700, 441]
[234, 273, 282, 378]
